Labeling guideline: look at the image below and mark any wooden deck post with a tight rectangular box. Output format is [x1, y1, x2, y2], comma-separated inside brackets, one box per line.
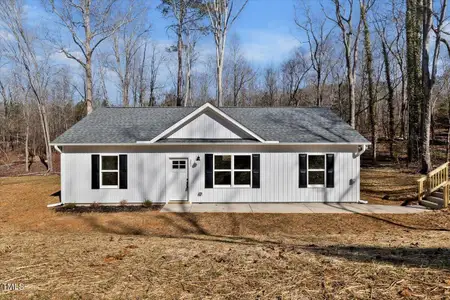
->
[444, 183, 449, 208]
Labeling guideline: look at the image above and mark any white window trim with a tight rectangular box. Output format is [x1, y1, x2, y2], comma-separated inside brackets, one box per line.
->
[213, 154, 252, 188]
[307, 154, 326, 188]
[100, 154, 120, 189]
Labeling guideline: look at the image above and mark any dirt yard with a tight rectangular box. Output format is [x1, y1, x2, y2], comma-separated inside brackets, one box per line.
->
[1, 174, 450, 299]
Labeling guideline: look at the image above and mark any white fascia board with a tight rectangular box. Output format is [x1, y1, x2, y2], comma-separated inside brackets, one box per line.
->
[50, 142, 371, 146]
[147, 103, 266, 143]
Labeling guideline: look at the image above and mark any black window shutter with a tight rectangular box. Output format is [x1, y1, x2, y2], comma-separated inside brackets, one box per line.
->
[299, 154, 307, 188]
[205, 154, 213, 188]
[91, 154, 100, 189]
[326, 154, 334, 188]
[119, 155, 128, 189]
[252, 154, 260, 188]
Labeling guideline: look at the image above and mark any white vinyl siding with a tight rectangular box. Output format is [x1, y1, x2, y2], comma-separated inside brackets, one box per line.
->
[61, 145, 360, 204]
[167, 112, 251, 140]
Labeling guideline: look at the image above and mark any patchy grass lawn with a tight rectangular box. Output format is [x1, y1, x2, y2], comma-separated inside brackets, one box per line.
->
[360, 166, 420, 205]
[1, 174, 450, 299]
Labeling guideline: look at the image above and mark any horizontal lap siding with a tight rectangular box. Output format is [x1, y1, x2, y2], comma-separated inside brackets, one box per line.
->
[62, 146, 360, 204]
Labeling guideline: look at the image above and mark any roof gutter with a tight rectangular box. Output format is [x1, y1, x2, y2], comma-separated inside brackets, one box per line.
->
[50, 142, 371, 147]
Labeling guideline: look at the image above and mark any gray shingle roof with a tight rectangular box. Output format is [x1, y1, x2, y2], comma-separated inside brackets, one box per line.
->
[51, 106, 370, 144]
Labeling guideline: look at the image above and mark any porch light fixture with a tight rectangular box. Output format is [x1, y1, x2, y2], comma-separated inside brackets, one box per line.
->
[196, 156, 201, 161]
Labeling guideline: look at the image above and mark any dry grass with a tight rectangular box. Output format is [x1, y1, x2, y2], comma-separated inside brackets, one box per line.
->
[360, 167, 420, 205]
[1, 174, 450, 299]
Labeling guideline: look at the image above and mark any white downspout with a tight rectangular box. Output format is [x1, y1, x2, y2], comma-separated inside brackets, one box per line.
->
[354, 144, 368, 204]
[54, 145, 62, 154]
[353, 145, 367, 158]
[47, 144, 64, 208]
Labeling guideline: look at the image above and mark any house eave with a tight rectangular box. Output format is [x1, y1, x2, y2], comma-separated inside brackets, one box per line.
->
[51, 142, 371, 147]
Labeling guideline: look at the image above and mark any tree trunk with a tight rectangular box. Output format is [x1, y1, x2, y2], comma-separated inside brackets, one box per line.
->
[447, 98, 450, 161]
[316, 70, 321, 107]
[138, 43, 147, 107]
[85, 61, 94, 114]
[382, 40, 395, 158]
[400, 73, 407, 139]
[176, 26, 183, 106]
[420, 0, 433, 173]
[406, 0, 420, 163]
[25, 121, 29, 172]
[361, 2, 376, 162]
[36, 102, 53, 172]
[84, 1, 93, 114]
[216, 62, 222, 106]
[184, 37, 191, 107]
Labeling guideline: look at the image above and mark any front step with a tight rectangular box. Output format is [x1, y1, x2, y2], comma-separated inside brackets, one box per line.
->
[420, 199, 443, 209]
[431, 191, 444, 198]
[425, 195, 444, 205]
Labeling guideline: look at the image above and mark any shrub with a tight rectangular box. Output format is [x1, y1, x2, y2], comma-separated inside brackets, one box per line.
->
[64, 203, 76, 209]
[143, 199, 152, 207]
[90, 202, 100, 208]
[119, 199, 128, 207]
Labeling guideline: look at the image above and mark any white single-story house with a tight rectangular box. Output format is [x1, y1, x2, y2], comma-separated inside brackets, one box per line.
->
[50, 103, 370, 205]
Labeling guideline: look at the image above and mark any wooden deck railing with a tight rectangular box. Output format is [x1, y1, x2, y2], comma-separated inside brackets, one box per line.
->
[417, 162, 449, 207]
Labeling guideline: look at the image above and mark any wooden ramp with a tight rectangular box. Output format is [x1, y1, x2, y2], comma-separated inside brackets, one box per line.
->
[417, 162, 449, 209]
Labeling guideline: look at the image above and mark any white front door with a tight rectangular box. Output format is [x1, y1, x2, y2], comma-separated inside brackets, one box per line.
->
[167, 158, 189, 201]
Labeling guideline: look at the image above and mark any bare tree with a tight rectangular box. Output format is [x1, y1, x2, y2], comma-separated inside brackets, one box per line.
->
[97, 60, 110, 105]
[147, 42, 165, 106]
[262, 65, 279, 106]
[159, 0, 205, 106]
[48, 0, 136, 114]
[296, 5, 334, 107]
[405, 0, 421, 163]
[325, 0, 362, 128]
[360, 0, 377, 162]
[281, 49, 311, 106]
[183, 30, 201, 106]
[420, 0, 448, 173]
[0, 0, 53, 171]
[108, 12, 149, 106]
[224, 34, 255, 106]
[205, 0, 248, 107]
[137, 42, 147, 107]
[378, 28, 395, 158]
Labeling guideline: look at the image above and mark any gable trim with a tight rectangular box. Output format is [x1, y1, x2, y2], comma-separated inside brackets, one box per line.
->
[146, 103, 267, 143]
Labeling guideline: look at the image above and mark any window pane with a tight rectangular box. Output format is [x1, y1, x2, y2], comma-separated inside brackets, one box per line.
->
[102, 172, 118, 186]
[215, 155, 231, 169]
[234, 171, 251, 185]
[215, 171, 231, 185]
[308, 155, 325, 169]
[102, 156, 118, 170]
[234, 155, 251, 169]
[308, 171, 325, 185]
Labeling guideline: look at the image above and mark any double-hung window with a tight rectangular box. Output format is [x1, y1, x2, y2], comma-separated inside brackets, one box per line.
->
[101, 155, 119, 188]
[214, 155, 251, 187]
[307, 154, 325, 187]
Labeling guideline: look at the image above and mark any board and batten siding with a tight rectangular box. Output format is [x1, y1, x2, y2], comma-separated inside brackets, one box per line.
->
[61, 145, 361, 204]
[166, 111, 251, 139]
